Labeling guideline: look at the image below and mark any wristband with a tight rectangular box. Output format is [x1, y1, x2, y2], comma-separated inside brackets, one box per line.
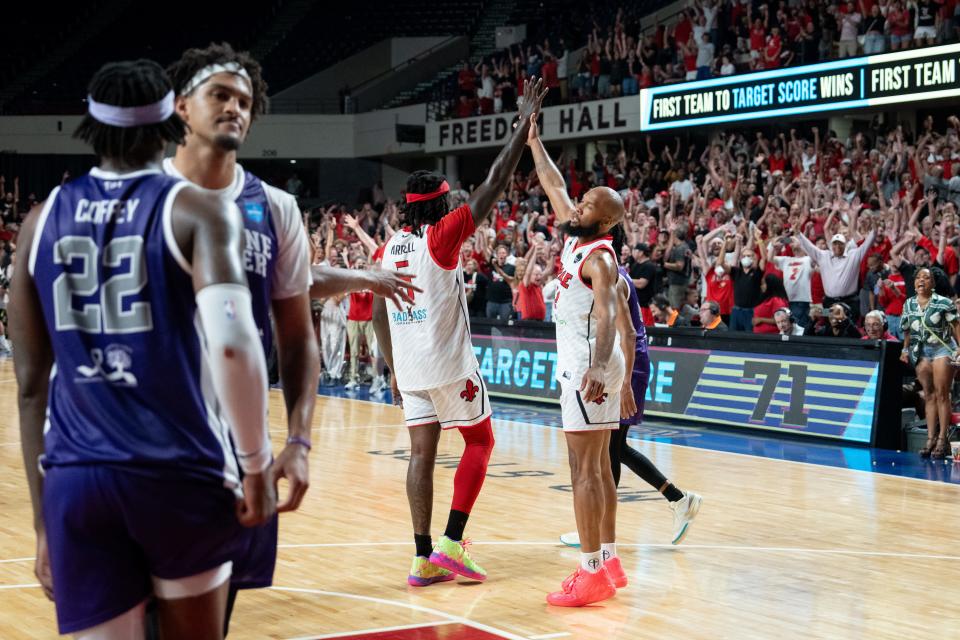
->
[237, 438, 271, 475]
[286, 435, 312, 451]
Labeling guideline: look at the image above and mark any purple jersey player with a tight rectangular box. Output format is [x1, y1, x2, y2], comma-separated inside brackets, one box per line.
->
[10, 60, 276, 639]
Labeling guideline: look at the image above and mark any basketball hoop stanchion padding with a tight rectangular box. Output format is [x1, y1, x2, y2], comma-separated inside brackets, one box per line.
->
[469, 319, 900, 449]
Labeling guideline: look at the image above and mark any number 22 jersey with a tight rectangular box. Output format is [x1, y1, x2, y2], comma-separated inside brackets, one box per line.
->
[30, 168, 242, 488]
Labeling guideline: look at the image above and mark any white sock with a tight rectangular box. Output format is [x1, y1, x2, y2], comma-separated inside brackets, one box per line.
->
[580, 551, 602, 573]
[601, 542, 616, 562]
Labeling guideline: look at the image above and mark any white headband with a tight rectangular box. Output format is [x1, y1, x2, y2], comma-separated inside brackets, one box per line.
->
[87, 90, 175, 127]
[181, 62, 252, 96]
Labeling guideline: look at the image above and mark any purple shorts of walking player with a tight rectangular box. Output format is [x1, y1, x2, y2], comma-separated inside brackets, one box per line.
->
[43, 466, 244, 634]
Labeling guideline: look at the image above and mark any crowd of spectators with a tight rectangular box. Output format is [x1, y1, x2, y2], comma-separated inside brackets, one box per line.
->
[307, 113, 960, 454]
[308, 114, 960, 341]
[0, 174, 37, 358]
[448, 0, 960, 117]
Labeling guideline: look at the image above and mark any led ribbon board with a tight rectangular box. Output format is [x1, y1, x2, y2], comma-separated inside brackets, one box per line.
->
[470, 321, 892, 445]
[640, 42, 960, 131]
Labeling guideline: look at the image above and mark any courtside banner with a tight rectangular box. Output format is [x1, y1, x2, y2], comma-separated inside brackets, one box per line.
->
[470, 321, 899, 446]
[426, 96, 641, 152]
[640, 42, 960, 131]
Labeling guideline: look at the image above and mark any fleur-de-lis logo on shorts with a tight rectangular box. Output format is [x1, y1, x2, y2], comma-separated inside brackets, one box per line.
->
[593, 393, 609, 405]
[460, 379, 479, 402]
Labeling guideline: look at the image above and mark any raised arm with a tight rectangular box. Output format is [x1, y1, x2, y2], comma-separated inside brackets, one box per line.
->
[343, 213, 379, 256]
[467, 78, 547, 226]
[794, 227, 824, 265]
[523, 243, 539, 285]
[890, 230, 915, 265]
[528, 114, 576, 223]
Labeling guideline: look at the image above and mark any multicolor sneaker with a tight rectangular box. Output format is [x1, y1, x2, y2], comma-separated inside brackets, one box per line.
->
[407, 555, 454, 587]
[670, 492, 702, 545]
[603, 557, 628, 588]
[547, 567, 616, 607]
[428, 536, 487, 581]
[559, 531, 581, 548]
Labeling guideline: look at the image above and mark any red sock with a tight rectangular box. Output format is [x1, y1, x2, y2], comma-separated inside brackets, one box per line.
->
[450, 417, 495, 514]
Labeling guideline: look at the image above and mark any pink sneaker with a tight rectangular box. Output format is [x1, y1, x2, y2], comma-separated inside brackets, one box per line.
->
[547, 567, 616, 607]
[604, 556, 627, 588]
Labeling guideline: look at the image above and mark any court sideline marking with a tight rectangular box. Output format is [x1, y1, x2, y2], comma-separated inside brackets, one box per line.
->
[0, 584, 530, 640]
[4, 541, 960, 567]
[285, 620, 453, 640]
[270, 586, 529, 640]
[272, 541, 960, 562]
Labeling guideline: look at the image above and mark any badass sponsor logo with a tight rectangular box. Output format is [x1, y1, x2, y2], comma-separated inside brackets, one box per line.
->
[391, 308, 428, 324]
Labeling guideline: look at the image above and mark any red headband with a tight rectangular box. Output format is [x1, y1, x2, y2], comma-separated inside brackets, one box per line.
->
[405, 180, 450, 203]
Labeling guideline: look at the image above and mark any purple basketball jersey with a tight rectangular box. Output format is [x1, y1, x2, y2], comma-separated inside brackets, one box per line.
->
[31, 168, 238, 485]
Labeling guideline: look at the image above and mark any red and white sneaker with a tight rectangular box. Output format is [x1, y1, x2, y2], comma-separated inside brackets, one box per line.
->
[546, 567, 616, 607]
[604, 556, 627, 588]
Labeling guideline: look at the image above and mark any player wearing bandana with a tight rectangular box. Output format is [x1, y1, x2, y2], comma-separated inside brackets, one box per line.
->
[372, 78, 547, 587]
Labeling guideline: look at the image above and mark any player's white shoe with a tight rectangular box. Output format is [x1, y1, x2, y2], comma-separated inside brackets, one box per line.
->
[559, 531, 580, 547]
[369, 376, 386, 395]
[344, 379, 360, 391]
[670, 492, 702, 545]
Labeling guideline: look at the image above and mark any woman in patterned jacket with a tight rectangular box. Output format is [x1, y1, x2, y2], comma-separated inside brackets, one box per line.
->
[900, 268, 960, 459]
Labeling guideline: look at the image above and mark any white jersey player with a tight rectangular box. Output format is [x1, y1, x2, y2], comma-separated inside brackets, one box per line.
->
[377, 218, 483, 421]
[554, 234, 626, 429]
[528, 114, 629, 608]
[372, 78, 547, 588]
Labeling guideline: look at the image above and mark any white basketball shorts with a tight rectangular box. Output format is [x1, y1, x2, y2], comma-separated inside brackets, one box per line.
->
[401, 370, 492, 430]
[559, 378, 621, 432]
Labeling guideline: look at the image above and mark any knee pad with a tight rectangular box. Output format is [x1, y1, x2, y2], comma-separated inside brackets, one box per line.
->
[460, 417, 494, 454]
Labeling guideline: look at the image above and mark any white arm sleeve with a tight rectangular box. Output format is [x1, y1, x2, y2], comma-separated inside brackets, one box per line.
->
[196, 283, 271, 474]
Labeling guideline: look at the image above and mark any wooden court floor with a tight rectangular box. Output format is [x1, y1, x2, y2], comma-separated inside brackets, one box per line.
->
[0, 359, 958, 639]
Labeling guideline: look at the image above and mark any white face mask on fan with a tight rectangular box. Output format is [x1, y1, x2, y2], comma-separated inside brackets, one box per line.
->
[741, 257, 754, 269]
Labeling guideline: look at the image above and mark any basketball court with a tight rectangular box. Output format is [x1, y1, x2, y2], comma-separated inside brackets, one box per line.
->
[0, 359, 958, 639]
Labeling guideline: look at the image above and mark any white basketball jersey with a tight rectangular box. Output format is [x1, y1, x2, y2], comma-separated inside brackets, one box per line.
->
[553, 236, 625, 386]
[380, 226, 477, 391]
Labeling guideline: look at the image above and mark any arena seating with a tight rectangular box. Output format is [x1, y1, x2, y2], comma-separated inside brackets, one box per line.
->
[2, 2, 278, 115]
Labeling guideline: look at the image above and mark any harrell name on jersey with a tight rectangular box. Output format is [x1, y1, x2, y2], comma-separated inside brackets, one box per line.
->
[376, 205, 478, 391]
